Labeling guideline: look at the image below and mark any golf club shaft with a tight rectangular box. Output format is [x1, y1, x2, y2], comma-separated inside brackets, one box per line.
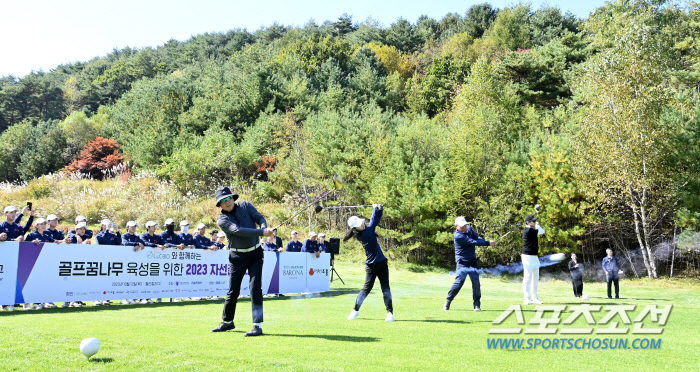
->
[322, 205, 373, 210]
[273, 189, 335, 230]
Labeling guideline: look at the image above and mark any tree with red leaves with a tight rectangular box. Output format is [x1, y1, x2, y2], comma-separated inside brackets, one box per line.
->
[65, 137, 123, 179]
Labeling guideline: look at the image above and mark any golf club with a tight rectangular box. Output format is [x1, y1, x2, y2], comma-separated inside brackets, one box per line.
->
[314, 205, 373, 213]
[273, 175, 343, 230]
[495, 204, 541, 242]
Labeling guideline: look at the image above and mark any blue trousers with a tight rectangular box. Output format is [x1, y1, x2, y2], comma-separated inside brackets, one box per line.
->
[447, 263, 481, 307]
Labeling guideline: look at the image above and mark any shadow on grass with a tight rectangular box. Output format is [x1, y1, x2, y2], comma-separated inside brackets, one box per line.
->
[400, 319, 478, 324]
[89, 357, 113, 363]
[268, 334, 379, 342]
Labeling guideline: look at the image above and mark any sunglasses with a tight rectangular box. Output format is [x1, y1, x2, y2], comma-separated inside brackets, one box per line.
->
[220, 196, 232, 204]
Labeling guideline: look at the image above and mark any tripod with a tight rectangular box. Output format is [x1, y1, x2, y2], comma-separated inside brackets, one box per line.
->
[330, 257, 345, 285]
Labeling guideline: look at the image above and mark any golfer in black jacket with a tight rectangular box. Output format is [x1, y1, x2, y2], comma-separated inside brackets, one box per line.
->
[568, 253, 584, 298]
[211, 187, 273, 336]
[522, 214, 545, 305]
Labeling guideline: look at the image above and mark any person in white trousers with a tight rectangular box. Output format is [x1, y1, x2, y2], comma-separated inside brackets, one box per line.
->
[521, 214, 545, 305]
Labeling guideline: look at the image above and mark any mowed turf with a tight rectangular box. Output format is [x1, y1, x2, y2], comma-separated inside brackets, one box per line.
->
[1, 261, 698, 371]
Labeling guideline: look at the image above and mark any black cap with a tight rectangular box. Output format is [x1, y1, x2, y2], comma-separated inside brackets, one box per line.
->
[215, 187, 239, 206]
[525, 214, 537, 222]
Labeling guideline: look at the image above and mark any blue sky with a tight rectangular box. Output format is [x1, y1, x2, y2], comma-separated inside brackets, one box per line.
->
[0, 0, 609, 78]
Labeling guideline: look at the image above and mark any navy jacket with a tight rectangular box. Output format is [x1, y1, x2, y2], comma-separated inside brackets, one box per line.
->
[26, 230, 54, 242]
[46, 228, 65, 241]
[96, 231, 120, 245]
[217, 201, 267, 249]
[0, 220, 26, 241]
[454, 226, 490, 267]
[122, 233, 145, 246]
[160, 231, 182, 247]
[275, 236, 283, 249]
[301, 239, 319, 253]
[68, 229, 94, 240]
[194, 234, 214, 249]
[356, 207, 387, 264]
[214, 242, 226, 250]
[13, 213, 35, 234]
[602, 256, 621, 274]
[69, 234, 90, 244]
[286, 240, 302, 252]
[141, 233, 166, 247]
[178, 232, 194, 247]
[318, 242, 327, 253]
[263, 241, 281, 252]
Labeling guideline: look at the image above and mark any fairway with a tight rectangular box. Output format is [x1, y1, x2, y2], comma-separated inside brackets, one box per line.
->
[1, 262, 698, 371]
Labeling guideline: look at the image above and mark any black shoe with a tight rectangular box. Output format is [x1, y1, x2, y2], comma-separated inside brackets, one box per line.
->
[245, 325, 263, 337]
[211, 321, 235, 332]
[443, 301, 450, 311]
[608, 296, 612, 299]
[474, 306, 481, 312]
[615, 296, 619, 299]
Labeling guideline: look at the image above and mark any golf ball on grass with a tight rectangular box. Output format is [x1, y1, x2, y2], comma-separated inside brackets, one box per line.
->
[583, 295, 590, 301]
[80, 338, 100, 359]
[549, 253, 566, 261]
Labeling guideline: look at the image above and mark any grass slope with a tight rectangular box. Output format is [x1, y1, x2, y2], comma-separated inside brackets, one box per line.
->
[0, 262, 698, 371]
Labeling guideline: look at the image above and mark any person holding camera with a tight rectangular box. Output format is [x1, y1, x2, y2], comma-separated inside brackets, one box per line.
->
[96, 219, 120, 245]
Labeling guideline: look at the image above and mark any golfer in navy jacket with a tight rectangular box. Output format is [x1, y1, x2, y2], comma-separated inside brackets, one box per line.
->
[211, 187, 273, 337]
[26, 218, 54, 244]
[344, 204, 394, 322]
[194, 223, 217, 250]
[0, 206, 27, 242]
[141, 221, 167, 248]
[161, 218, 185, 248]
[121, 221, 145, 250]
[602, 249, 622, 299]
[286, 231, 302, 252]
[444, 217, 495, 311]
[301, 232, 319, 254]
[46, 214, 69, 243]
[68, 216, 93, 240]
[263, 235, 281, 252]
[178, 220, 195, 248]
[96, 219, 120, 245]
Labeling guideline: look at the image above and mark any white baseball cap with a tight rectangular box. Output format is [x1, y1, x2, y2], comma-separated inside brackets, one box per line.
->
[100, 219, 111, 226]
[455, 216, 469, 227]
[318, 233, 326, 238]
[75, 215, 88, 223]
[35, 218, 47, 225]
[75, 221, 88, 229]
[180, 220, 189, 226]
[126, 221, 138, 227]
[348, 216, 365, 229]
[217, 232, 226, 238]
[46, 214, 59, 221]
[308, 231, 317, 237]
[164, 218, 175, 225]
[3, 206, 18, 213]
[196, 223, 206, 229]
[291, 231, 298, 236]
[145, 221, 158, 228]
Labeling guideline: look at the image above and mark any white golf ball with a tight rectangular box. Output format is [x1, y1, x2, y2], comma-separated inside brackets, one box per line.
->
[80, 338, 100, 359]
[549, 253, 566, 261]
[583, 295, 590, 301]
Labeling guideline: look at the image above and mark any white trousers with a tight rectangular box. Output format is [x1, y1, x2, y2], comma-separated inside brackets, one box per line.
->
[522, 254, 540, 300]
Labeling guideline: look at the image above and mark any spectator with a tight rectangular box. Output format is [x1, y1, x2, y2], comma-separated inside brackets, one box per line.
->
[286, 231, 302, 252]
[141, 221, 167, 249]
[68, 216, 93, 240]
[69, 222, 92, 244]
[214, 232, 227, 250]
[24, 218, 53, 310]
[263, 235, 282, 252]
[120, 221, 144, 305]
[0, 206, 27, 243]
[273, 228, 283, 250]
[161, 218, 185, 249]
[193, 223, 218, 250]
[178, 220, 195, 248]
[318, 233, 327, 252]
[301, 231, 320, 258]
[14, 205, 35, 234]
[210, 229, 219, 243]
[96, 219, 120, 245]
[46, 214, 69, 244]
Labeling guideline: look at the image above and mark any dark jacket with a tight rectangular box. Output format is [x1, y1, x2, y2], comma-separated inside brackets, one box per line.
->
[569, 260, 583, 277]
[522, 227, 539, 256]
[286, 240, 302, 252]
[602, 256, 621, 274]
[356, 207, 387, 264]
[217, 201, 267, 249]
[301, 239, 319, 253]
[454, 226, 489, 267]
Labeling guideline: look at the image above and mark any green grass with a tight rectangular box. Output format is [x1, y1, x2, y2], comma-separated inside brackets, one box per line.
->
[1, 262, 698, 371]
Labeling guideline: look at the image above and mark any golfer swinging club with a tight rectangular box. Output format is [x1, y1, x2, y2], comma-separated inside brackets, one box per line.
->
[345, 204, 394, 322]
[522, 214, 545, 305]
[211, 187, 273, 336]
[444, 217, 495, 312]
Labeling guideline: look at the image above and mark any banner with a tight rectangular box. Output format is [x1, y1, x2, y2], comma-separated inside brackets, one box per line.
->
[1, 242, 330, 304]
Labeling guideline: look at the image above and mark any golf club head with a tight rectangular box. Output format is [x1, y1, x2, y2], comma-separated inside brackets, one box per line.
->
[333, 174, 343, 190]
[535, 204, 541, 214]
[314, 205, 324, 213]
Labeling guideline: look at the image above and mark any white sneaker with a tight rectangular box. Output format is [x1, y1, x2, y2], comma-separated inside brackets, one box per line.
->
[156, 299, 162, 303]
[33, 304, 43, 310]
[62, 302, 70, 308]
[183, 297, 191, 301]
[121, 300, 130, 305]
[6, 306, 14, 312]
[71, 302, 83, 308]
[385, 312, 394, 322]
[94, 301, 102, 306]
[523, 299, 531, 305]
[140, 299, 153, 304]
[172, 298, 181, 302]
[128, 300, 137, 305]
[45, 302, 57, 308]
[347, 310, 359, 320]
[23, 304, 32, 310]
[192, 297, 201, 301]
[531, 298, 543, 304]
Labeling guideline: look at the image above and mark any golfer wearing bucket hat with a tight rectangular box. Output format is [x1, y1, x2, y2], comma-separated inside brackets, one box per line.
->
[343, 204, 394, 322]
[211, 187, 273, 336]
[522, 214, 545, 305]
[444, 217, 495, 312]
